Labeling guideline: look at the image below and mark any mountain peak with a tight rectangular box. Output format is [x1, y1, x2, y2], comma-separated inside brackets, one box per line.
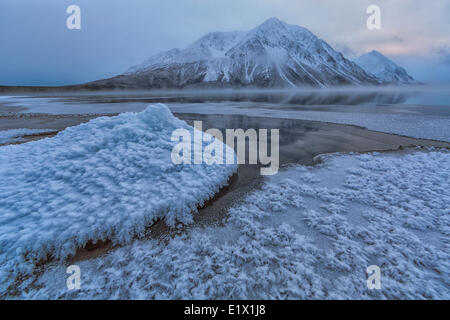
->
[366, 50, 390, 62]
[354, 51, 417, 84]
[258, 17, 287, 28]
[238, 17, 317, 54]
[252, 17, 311, 36]
[368, 50, 382, 56]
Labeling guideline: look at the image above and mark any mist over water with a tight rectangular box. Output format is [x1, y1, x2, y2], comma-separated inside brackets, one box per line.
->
[3, 85, 450, 105]
[1, 85, 449, 141]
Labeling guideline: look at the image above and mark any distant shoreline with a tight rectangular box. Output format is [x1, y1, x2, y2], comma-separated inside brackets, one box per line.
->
[0, 82, 434, 94]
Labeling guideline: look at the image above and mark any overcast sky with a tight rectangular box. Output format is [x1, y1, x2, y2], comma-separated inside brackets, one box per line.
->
[1, 0, 449, 85]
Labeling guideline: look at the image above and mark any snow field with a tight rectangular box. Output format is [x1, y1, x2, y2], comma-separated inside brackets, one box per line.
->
[14, 150, 449, 299]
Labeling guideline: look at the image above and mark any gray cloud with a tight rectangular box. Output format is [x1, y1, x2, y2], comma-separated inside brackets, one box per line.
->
[390, 36, 404, 43]
[330, 44, 361, 60]
[433, 46, 450, 65]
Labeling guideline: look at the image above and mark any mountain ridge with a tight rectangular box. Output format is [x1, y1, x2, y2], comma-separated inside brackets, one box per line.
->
[86, 17, 381, 89]
[354, 50, 417, 84]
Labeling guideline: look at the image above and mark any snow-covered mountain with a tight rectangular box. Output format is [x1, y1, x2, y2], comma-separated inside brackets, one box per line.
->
[86, 18, 380, 89]
[354, 50, 417, 84]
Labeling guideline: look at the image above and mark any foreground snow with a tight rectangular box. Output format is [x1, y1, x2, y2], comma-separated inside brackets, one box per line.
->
[13, 150, 449, 299]
[0, 104, 237, 292]
[0, 128, 55, 144]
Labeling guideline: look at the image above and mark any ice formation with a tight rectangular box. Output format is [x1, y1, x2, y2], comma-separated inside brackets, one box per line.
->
[9, 151, 449, 299]
[0, 104, 237, 291]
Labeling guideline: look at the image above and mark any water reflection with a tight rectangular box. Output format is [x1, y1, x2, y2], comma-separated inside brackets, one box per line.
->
[47, 89, 411, 106]
[179, 113, 353, 166]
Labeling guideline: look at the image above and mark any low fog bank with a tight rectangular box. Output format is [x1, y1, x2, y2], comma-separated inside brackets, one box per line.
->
[1, 85, 449, 107]
[1, 84, 448, 95]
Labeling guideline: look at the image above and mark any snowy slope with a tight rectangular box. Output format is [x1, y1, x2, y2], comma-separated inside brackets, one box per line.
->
[0, 104, 237, 291]
[354, 50, 417, 84]
[88, 18, 379, 89]
[11, 150, 450, 299]
[127, 31, 246, 73]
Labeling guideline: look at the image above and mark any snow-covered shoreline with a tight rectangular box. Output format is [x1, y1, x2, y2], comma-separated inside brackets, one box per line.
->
[8, 149, 449, 299]
[0, 128, 56, 145]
